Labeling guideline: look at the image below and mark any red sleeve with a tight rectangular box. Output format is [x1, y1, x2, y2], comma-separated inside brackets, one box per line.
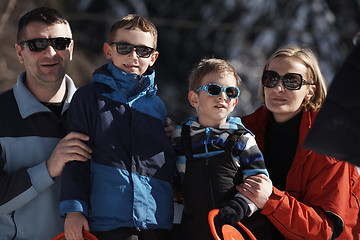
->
[261, 158, 358, 239]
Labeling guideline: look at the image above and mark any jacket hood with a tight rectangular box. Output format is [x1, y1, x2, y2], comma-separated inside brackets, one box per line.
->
[183, 115, 247, 131]
[92, 62, 157, 103]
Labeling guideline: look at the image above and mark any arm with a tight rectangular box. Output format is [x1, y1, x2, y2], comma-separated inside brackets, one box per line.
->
[238, 157, 353, 240]
[60, 86, 95, 218]
[0, 133, 91, 215]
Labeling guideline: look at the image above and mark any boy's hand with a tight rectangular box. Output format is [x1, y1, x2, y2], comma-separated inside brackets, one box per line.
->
[64, 212, 90, 240]
[217, 198, 245, 227]
[236, 174, 273, 209]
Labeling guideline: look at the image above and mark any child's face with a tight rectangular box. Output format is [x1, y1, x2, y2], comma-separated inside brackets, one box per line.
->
[188, 72, 239, 127]
[103, 27, 158, 76]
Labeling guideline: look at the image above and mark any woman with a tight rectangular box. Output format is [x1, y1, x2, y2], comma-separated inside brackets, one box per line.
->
[237, 46, 360, 239]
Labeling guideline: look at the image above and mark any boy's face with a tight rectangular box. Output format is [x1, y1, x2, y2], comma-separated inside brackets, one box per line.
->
[103, 27, 158, 76]
[188, 72, 239, 127]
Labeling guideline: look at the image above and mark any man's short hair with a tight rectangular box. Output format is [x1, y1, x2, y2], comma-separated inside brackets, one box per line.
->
[17, 7, 70, 41]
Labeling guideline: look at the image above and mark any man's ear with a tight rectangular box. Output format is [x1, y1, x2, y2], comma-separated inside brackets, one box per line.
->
[103, 42, 112, 59]
[305, 85, 316, 101]
[188, 90, 199, 108]
[15, 43, 24, 64]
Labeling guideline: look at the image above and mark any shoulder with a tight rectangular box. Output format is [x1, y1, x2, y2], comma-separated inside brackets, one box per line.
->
[0, 88, 14, 103]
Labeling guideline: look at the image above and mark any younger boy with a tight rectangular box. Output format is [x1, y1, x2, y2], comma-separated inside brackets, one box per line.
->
[60, 14, 176, 240]
[172, 58, 270, 240]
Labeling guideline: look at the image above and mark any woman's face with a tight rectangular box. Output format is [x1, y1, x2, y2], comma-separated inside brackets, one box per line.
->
[264, 56, 314, 123]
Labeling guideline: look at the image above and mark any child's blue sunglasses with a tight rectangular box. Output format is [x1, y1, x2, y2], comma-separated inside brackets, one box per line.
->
[196, 83, 240, 99]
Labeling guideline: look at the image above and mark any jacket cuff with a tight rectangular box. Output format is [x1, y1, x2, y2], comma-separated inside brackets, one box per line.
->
[234, 192, 258, 216]
[261, 187, 284, 216]
[59, 200, 89, 217]
[27, 161, 54, 193]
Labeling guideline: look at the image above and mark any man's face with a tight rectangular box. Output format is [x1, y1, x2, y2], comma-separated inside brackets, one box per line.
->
[15, 21, 73, 88]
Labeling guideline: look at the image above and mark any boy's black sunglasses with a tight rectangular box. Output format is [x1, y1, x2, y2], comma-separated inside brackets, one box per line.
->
[262, 70, 314, 90]
[18, 38, 72, 52]
[111, 42, 155, 58]
[196, 83, 240, 99]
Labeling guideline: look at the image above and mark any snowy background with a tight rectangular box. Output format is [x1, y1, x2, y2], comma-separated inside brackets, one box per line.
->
[0, 0, 359, 124]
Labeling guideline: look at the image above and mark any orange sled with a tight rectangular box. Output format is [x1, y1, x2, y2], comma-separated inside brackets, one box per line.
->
[52, 231, 98, 240]
[208, 209, 257, 240]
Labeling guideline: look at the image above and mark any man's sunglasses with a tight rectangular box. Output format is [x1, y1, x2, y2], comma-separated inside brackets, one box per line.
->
[196, 83, 240, 99]
[18, 38, 72, 52]
[111, 42, 155, 58]
[262, 70, 314, 90]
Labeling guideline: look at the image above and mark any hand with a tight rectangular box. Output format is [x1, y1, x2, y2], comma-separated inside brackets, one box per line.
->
[165, 117, 174, 139]
[353, 32, 360, 46]
[236, 174, 273, 209]
[217, 198, 246, 227]
[47, 132, 92, 178]
[64, 212, 90, 240]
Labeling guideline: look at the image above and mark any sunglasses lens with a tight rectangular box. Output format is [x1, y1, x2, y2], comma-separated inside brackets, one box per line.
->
[116, 43, 133, 55]
[27, 39, 48, 51]
[207, 84, 222, 96]
[262, 71, 279, 88]
[226, 87, 239, 99]
[51, 38, 71, 50]
[136, 46, 154, 58]
[282, 73, 302, 90]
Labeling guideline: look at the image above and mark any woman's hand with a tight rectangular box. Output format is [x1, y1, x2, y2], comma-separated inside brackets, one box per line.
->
[236, 174, 273, 209]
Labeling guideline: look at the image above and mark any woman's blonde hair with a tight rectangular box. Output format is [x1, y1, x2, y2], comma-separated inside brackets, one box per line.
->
[259, 45, 327, 111]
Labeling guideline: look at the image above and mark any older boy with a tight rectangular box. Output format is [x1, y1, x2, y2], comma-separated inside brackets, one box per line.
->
[172, 58, 270, 240]
[60, 14, 176, 240]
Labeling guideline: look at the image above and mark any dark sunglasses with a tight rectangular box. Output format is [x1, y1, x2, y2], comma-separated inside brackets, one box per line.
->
[196, 83, 240, 99]
[111, 42, 155, 58]
[262, 70, 314, 90]
[18, 38, 72, 52]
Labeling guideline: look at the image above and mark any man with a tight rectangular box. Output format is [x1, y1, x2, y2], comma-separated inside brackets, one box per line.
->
[0, 7, 91, 240]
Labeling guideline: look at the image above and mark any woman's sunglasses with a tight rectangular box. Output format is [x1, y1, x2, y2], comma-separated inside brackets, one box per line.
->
[262, 70, 314, 90]
[196, 83, 240, 99]
[18, 38, 72, 52]
[111, 42, 155, 58]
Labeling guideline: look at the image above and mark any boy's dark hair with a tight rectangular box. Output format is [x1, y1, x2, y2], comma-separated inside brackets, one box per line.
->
[189, 58, 241, 91]
[109, 14, 158, 49]
[17, 7, 70, 41]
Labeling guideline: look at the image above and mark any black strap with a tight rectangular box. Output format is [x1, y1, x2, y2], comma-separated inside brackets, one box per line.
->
[181, 124, 193, 161]
[225, 130, 244, 154]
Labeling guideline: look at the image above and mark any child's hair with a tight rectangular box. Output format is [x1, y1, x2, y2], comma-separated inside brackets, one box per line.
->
[259, 45, 327, 111]
[109, 14, 158, 49]
[189, 58, 241, 91]
[17, 7, 70, 42]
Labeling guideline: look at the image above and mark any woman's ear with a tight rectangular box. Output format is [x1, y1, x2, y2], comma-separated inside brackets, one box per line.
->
[305, 85, 316, 101]
[188, 90, 199, 108]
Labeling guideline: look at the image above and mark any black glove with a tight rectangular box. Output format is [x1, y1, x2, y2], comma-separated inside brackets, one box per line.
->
[216, 197, 249, 227]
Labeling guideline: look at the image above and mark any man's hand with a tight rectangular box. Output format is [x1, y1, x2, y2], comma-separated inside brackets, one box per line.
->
[236, 174, 273, 209]
[64, 212, 90, 240]
[47, 132, 92, 178]
[165, 117, 174, 139]
[353, 32, 360, 46]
